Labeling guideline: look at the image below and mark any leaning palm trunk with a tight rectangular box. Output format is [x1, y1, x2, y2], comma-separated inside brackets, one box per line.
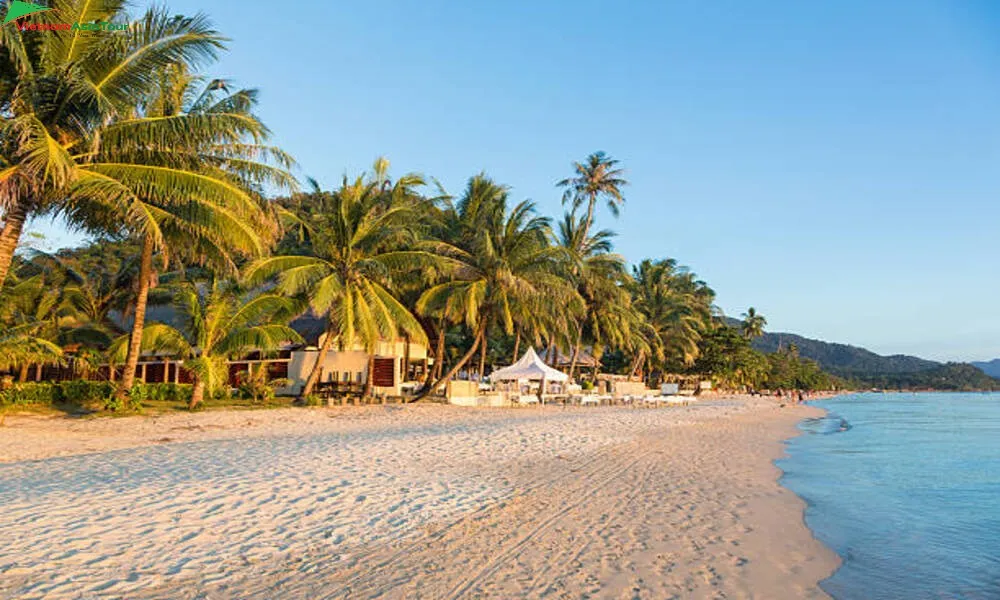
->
[17, 363, 29, 383]
[189, 379, 206, 409]
[412, 323, 485, 402]
[511, 328, 521, 362]
[628, 351, 644, 382]
[302, 326, 337, 397]
[117, 234, 155, 398]
[0, 203, 28, 289]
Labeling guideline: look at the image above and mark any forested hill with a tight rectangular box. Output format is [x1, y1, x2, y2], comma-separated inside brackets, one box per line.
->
[750, 331, 938, 375]
[722, 319, 1000, 390]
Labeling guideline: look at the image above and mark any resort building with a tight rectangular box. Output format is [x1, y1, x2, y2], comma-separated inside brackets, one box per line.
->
[4, 314, 433, 399]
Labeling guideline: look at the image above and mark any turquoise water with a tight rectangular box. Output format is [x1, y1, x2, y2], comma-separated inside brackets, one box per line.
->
[780, 393, 1000, 599]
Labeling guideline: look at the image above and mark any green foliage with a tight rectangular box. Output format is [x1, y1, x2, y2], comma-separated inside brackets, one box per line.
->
[847, 363, 1000, 392]
[128, 383, 193, 404]
[580, 380, 594, 391]
[236, 369, 290, 404]
[694, 326, 769, 390]
[0, 383, 61, 407]
[0, 380, 140, 409]
[302, 394, 323, 407]
[61, 380, 114, 405]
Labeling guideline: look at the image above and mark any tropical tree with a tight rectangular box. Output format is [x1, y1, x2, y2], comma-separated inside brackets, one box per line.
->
[556, 212, 632, 380]
[629, 259, 716, 381]
[557, 151, 628, 238]
[0, 274, 72, 379]
[91, 62, 293, 399]
[0, 2, 231, 287]
[1, 5, 293, 399]
[740, 307, 767, 340]
[111, 281, 302, 408]
[415, 174, 578, 399]
[246, 161, 430, 399]
[0, 324, 63, 374]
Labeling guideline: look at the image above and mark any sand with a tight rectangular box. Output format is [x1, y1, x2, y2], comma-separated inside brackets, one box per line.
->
[0, 397, 839, 599]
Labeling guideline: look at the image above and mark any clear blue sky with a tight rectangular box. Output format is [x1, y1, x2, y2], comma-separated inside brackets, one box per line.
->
[31, 0, 1000, 361]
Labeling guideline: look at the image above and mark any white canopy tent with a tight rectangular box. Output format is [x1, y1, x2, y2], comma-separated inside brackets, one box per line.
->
[490, 347, 568, 404]
[490, 347, 568, 382]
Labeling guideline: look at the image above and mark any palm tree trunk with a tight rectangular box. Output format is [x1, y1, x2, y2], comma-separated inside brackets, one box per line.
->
[0, 202, 27, 288]
[189, 378, 205, 409]
[628, 351, 644, 381]
[117, 234, 155, 399]
[583, 193, 597, 237]
[511, 328, 521, 362]
[477, 332, 487, 382]
[568, 323, 583, 381]
[302, 325, 337, 397]
[362, 353, 375, 399]
[17, 364, 29, 383]
[402, 334, 411, 382]
[413, 323, 485, 402]
[433, 320, 445, 381]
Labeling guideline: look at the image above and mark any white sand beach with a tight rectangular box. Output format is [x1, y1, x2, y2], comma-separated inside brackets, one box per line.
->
[0, 397, 838, 599]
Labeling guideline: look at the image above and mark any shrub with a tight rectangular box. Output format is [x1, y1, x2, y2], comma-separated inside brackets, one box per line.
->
[61, 380, 114, 406]
[0, 383, 60, 406]
[128, 383, 193, 405]
[581, 380, 594, 391]
[103, 393, 141, 412]
[302, 394, 323, 407]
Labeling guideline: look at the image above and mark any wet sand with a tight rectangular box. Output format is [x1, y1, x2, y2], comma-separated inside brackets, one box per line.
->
[0, 397, 838, 599]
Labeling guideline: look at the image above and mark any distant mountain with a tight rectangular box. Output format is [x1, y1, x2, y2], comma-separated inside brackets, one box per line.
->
[723, 318, 1000, 390]
[722, 318, 937, 376]
[972, 359, 1000, 378]
[751, 332, 938, 377]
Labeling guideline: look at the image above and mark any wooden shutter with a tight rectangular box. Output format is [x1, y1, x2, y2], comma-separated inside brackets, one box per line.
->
[372, 358, 395, 387]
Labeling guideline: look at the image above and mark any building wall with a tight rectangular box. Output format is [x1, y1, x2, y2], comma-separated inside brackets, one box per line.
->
[282, 337, 430, 397]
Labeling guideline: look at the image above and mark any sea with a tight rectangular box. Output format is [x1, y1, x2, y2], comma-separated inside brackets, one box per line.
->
[779, 392, 1000, 599]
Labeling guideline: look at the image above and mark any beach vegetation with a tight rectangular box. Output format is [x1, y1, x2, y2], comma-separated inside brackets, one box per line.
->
[7, 4, 992, 402]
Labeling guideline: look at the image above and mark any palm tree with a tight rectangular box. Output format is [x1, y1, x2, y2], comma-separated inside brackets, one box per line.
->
[0, 324, 63, 374]
[415, 174, 577, 399]
[1, 6, 293, 399]
[557, 152, 628, 238]
[111, 281, 302, 408]
[0, 3, 230, 287]
[630, 259, 716, 381]
[556, 212, 629, 380]
[740, 307, 767, 340]
[85, 60, 293, 399]
[0, 274, 74, 379]
[245, 162, 431, 399]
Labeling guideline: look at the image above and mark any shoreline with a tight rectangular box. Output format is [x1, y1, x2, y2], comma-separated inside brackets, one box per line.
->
[0, 397, 840, 598]
[775, 398, 844, 599]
